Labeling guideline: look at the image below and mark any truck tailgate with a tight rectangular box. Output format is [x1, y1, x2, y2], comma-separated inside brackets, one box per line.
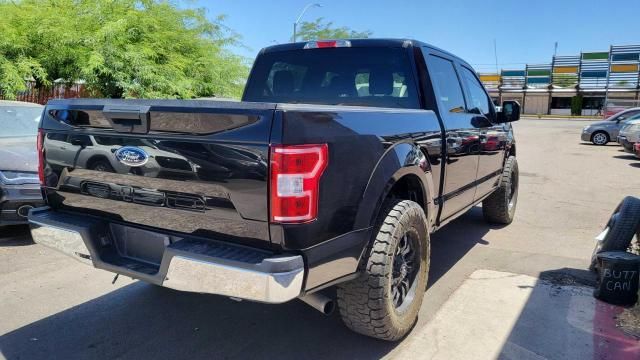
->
[40, 99, 276, 248]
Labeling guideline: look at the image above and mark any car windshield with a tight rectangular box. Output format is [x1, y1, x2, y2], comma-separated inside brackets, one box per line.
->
[0, 105, 42, 138]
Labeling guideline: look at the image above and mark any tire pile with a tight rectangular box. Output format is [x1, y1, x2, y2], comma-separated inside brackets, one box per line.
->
[590, 196, 640, 271]
[590, 196, 640, 306]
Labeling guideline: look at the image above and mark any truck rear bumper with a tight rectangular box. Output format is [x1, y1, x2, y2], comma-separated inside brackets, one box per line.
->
[29, 208, 304, 303]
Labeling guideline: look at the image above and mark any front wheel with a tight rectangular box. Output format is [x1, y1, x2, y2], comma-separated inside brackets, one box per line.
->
[483, 156, 519, 224]
[337, 199, 430, 341]
[591, 131, 609, 145]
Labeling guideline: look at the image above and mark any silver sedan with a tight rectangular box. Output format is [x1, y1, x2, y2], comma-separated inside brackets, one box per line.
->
[0, 101, 45, 226]
[581, 107, 640, 145]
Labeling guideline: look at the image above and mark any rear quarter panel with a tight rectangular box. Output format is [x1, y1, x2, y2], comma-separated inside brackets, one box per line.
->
[273, 104, 443, 251]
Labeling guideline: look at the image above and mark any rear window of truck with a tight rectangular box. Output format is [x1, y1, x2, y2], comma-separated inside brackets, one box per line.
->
[243, 47, 420, 109]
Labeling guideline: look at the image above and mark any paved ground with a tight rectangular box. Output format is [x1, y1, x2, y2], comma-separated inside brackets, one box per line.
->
[1, 118, 639, 360]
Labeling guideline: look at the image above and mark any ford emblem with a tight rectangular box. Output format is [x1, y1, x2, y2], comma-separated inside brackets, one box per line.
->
[114, 146, 149, 167]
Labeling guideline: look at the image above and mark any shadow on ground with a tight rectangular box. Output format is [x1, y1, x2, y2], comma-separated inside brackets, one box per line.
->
[499, 267, 639, 359]
[0, 225, 33, 247]
[613, 154, 637, 161]
[429, 206, 498, 286]
[0, 209, 495, 360]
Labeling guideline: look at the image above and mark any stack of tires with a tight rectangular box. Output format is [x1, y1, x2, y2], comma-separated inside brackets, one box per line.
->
[589, 196, 640, 305]
[590, 196, 640, 272]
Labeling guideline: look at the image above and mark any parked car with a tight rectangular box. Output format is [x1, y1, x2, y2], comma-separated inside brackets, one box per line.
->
[635, 142, 640, 159]
[581, 107, 640, 145]
[616, 114, 640, 153]
[0, 101, 45, 226]
[29, 39, 520, 341]
[44, 133, 198, 179]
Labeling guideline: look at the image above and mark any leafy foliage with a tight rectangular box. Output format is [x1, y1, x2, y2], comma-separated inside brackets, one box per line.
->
[571, 95, 583, 116]
[553, 73, 577, 88]
[0, 0, 248, 99]
[295, 17, 372, 41]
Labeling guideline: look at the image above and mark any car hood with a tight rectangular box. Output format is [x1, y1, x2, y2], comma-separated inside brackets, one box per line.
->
[587, 120, 610, 127]
[0, 137, 38, 172]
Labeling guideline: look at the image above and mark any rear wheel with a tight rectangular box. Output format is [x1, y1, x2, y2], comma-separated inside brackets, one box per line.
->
[337, 199, 429, 341]
[591, 131, 609, 145]
[482, 156, 519, 224]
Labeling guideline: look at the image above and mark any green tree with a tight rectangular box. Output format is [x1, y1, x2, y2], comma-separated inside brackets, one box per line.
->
[0, 0, 248, 99]
[295, 17, 372, 41]
[571, 95, 583, 116]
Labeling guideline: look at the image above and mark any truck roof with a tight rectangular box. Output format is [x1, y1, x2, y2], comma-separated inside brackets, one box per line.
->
[260, 38, 473, 70]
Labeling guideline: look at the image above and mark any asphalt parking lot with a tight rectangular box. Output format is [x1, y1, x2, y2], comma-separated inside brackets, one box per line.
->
[1, 118, 639, 360]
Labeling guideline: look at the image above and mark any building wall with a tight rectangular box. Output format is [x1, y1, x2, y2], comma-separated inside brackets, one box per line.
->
[479, 43, 640, 116]
[523, 94, 549, 114]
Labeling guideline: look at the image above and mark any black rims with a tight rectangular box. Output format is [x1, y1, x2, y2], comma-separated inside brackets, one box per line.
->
[392, 229, 420, 312]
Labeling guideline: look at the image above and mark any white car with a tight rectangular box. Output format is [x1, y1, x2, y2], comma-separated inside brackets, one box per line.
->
[617, 114, 640, 153]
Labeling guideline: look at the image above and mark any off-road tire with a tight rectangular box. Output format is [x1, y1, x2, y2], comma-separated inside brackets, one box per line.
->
[482, 156, 519, 224]
[337, 199, 429, 341]
[589, 196, 640, 271]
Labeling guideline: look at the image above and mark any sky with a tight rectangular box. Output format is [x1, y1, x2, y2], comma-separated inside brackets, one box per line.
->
[195, 0, 640, 73]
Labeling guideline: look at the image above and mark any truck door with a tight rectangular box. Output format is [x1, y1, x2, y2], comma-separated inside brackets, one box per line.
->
[458, 65, 507, 200]
[423, 49, 480, 220]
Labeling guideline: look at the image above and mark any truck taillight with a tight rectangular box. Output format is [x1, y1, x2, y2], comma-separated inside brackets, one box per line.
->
[270, 144, 328, 223]
[37, 129, 45, 186]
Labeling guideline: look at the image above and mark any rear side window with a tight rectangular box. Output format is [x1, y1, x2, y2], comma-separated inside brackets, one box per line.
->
[460, 66, 491, 116]
[243, 47, 420, 109]
[425, 55, 466, 113]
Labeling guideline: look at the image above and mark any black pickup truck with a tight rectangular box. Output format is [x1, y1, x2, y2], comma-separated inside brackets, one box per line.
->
[29, 39, 520, 341]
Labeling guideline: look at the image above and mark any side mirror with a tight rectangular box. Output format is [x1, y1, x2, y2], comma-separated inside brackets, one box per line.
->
[497, 100, 520, 123]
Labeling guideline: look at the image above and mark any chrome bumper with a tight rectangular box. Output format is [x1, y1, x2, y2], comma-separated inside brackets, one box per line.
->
[163, 255, 304, 303]
[29, 208, 304, 303]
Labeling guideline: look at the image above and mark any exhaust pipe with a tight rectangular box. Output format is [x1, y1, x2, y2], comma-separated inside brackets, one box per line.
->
[17, 205, 34, 218]
[299, 293, 335, 315]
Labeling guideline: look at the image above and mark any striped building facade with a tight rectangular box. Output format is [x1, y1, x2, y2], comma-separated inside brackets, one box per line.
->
[479, 44, 640, 115]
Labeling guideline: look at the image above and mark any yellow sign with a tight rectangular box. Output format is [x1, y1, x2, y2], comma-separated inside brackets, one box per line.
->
[553, 66, 578, 74]
[611, 64, 639, 73]
[479, 75, 500, 82]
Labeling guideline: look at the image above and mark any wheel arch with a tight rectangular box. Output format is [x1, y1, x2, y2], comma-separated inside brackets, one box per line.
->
[354, 142, 436, 232]
[85, 154, 113, 169]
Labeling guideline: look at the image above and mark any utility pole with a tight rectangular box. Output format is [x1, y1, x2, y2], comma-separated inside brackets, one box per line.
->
[493, 39, 499, 75]
[293, 3, 322, 42]
[494, 39, 501, 102]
